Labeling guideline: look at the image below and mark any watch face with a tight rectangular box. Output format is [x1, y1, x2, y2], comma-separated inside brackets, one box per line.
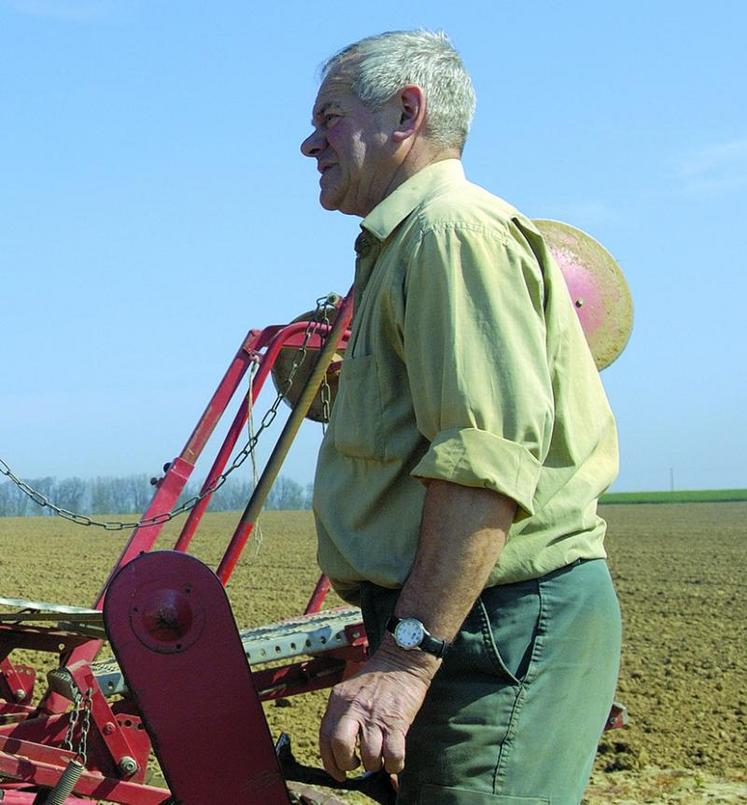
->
[394, 618, 425, 650]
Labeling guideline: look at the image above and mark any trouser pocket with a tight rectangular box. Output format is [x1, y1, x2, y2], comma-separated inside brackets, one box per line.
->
[473, 579, 541, 685]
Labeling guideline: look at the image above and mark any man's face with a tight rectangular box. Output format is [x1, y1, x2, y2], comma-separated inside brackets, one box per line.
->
[301, 76, 399, 217]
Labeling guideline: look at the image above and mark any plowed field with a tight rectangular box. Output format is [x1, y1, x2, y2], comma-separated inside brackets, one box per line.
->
[1, 502, 745, 802]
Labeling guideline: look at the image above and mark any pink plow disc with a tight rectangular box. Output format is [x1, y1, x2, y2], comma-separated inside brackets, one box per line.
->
[535, 219, 633, 370]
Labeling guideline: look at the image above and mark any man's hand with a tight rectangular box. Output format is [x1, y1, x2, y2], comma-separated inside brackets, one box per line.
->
[319, 638, 439, 781]
[319, 481, 515, 781]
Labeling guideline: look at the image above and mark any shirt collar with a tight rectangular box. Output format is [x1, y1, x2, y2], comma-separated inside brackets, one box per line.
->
[360, 159, 465, 242]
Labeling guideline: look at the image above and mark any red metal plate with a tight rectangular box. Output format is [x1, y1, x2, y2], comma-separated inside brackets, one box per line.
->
[534, 219, 633, 370]
[104, 551, 290, 804]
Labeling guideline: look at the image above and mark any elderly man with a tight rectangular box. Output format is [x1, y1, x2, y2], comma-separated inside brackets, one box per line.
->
[301, 30, 621, 804]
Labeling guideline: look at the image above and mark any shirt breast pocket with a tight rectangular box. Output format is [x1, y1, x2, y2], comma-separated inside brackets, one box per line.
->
[332, 354, 384, 461]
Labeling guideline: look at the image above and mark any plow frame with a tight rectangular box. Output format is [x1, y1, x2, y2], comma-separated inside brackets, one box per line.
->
[1, 291, 370, 804]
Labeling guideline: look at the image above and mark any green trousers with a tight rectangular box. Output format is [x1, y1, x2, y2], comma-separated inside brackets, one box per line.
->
[360, 558, 621, 805]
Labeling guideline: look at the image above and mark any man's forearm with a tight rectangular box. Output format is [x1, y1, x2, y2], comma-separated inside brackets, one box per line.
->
[380, 478, 516, 659]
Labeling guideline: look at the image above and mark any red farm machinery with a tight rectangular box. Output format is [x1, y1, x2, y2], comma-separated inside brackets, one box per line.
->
[0, 221, 632, 804]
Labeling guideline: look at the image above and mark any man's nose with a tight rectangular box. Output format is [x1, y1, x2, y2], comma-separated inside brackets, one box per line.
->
[301, 128, 325, 158]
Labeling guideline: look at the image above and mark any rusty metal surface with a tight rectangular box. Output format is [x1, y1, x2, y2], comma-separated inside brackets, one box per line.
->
[535, 219, 633, 370]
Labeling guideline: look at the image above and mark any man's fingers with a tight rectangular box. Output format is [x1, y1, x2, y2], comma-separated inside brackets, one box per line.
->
[359, 723, 384, 772]
[320, 712, 361, 781]
[381, 728, 407, 774]
[319, 663, 429, 781]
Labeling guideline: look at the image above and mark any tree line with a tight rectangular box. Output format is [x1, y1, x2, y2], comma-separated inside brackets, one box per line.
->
[0, 474, 313, 518]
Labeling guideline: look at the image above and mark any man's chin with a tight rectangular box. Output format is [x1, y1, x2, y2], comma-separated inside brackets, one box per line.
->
[320, 191, 359, 216]
[319, 192, 340, 212]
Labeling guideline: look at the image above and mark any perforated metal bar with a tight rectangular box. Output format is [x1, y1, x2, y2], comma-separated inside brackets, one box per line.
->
[90, 607, 363, 697]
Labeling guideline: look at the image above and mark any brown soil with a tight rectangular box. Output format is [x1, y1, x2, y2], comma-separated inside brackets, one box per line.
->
[1, 502, 745, 802]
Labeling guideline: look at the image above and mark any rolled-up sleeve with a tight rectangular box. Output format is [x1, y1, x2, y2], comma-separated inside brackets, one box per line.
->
[405, 223, 554, 517]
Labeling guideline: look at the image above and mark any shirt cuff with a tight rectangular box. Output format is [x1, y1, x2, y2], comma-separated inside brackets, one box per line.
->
[411, 427, 541, 517]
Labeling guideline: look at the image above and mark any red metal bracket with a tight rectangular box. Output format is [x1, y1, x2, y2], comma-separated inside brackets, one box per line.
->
[0, 659, 36, 706]
[65, 661, 149, 782]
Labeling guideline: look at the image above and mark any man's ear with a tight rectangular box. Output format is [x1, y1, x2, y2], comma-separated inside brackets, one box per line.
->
[392, 85, 426, 143]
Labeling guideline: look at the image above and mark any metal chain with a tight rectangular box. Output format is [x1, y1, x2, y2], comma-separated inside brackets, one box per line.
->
[0, 294, 338, 531]
[60, 686, 92, 764]
[319, 303, 333, 431]
[76, 687, 92, 765]
[61, 687, 82, 753]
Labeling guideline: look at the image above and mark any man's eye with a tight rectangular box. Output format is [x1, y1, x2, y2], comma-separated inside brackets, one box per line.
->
[324, 113, 340, 126]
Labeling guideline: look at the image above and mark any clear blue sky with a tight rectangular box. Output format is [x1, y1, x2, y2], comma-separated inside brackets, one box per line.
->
[2, 0, 745, 494]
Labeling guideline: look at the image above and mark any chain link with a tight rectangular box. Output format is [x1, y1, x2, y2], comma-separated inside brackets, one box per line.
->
[319, 303, 333, 431]
[61, 687, 81, 753]
[77, 687, 92, 765]
[0, 294, 338, 532]
[60, 685, 92, 763]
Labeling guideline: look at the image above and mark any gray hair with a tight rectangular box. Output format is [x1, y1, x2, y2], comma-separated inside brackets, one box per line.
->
[321, 30, 476, 153]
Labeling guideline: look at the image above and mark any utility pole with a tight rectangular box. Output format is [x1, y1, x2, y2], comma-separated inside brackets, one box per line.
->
[669, 467, 674, 493]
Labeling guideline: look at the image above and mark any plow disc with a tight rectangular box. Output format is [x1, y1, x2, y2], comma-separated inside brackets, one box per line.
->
[535, 218, 633, 370]
[271, 305, 346, 422]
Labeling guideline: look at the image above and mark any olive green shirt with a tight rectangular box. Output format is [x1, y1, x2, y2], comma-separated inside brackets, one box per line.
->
[313, 159, 618, 604]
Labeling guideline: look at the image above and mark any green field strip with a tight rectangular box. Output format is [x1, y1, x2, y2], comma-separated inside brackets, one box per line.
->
[600, 489, 747, 504]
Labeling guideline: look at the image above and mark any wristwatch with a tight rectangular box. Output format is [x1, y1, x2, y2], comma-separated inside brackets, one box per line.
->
[386, 616, 449, 658]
